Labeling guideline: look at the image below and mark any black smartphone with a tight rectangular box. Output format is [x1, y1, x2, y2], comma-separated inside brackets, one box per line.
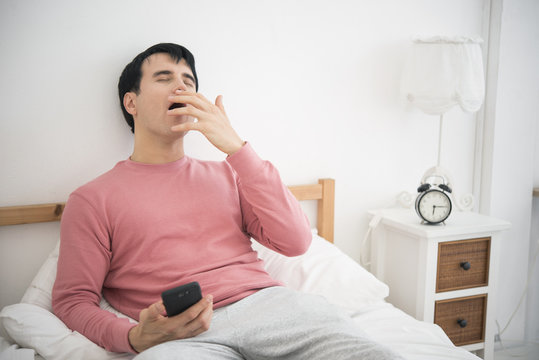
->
[161, 281, 202, 317]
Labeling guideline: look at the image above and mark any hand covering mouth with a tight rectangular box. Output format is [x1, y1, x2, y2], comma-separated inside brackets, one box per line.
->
[169, 102, 186, 110]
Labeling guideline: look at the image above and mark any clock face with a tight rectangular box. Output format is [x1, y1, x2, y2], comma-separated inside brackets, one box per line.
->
[416, 189, 452, 224]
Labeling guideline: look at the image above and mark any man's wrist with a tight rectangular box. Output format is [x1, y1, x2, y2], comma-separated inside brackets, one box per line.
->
[226, 140, 246, 156]
[128, 325, 142, 353]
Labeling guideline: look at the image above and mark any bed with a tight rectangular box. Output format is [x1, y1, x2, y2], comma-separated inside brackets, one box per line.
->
[0, 178, 479, 360]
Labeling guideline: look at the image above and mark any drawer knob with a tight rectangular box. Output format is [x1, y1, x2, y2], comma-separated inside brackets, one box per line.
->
[460, 261, 471, 270]
[457, 318, 468, 328]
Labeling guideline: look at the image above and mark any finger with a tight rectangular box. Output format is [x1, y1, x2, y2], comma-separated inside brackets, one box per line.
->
[177, 90, 210, 104]
[188, 295, 213, 318]
[176, 295, 213, 322]
[148, 300, 166, 318]
[169, 92, 210, 111]
[198, 296, 213, 323]
[167, 105, 204, 118]
[174, 296, 213, 337]
[171, 121, 202, 133]
[215, 95, 226, 114]
[186, 305, 213, 337]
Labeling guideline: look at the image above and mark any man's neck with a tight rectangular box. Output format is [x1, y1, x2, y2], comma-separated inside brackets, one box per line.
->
[130, 132, 186, 164]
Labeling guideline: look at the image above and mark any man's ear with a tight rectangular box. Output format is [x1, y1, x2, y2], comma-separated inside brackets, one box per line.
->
[123, 92, 137, 116]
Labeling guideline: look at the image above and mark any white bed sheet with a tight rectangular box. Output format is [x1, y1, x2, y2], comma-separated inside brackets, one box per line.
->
[349, 301, 479, 360]
[0, 337, 38, 360]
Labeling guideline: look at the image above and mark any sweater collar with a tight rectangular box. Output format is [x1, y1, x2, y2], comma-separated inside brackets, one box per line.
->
[123, 155, 189, 170]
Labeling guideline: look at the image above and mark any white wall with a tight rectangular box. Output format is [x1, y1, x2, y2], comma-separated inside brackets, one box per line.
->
[0, 0, 535, 346]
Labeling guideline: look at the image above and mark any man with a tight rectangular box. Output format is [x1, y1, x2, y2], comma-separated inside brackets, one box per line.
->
[53, 43, 401, 359]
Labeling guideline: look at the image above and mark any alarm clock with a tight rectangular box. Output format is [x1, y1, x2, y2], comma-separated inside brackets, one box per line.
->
[415, 173, 453, 225]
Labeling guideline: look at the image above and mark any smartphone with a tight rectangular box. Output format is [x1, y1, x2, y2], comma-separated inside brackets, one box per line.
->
[161, 281, 202, 317]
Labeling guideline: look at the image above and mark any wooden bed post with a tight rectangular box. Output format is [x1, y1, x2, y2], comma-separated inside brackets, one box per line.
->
[317, 178, 335, 243]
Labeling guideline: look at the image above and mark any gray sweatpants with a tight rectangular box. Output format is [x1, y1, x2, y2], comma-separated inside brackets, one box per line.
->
[134, 287, 403, 360]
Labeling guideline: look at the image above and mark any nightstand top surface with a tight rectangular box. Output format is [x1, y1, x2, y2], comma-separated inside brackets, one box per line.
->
[368, 208, 511, 239]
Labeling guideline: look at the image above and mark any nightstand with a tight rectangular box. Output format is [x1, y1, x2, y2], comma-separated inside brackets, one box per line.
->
[368, 208, 510, 360]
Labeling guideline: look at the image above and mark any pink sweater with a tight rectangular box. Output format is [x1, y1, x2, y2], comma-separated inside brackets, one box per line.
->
[52, 144, 311, 353]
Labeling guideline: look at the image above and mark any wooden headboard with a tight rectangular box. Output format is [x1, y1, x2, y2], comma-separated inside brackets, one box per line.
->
[0, 178, 335, 243]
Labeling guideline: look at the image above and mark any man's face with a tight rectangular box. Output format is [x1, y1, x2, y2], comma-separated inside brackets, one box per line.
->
[127, 53, 197, 138]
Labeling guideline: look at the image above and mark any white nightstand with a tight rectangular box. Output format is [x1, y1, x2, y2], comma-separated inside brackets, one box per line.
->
[368, 208, 510, 360]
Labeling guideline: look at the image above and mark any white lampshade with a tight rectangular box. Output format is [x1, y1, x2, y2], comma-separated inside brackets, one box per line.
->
[402, 36, 485, 115]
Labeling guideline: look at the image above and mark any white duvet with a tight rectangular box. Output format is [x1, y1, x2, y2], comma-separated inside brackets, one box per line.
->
[0, 232, 479, 360]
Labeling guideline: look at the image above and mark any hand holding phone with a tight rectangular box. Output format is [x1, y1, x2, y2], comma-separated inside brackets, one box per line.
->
[130, 283, 211, 352]
[161, 281, 203, 317]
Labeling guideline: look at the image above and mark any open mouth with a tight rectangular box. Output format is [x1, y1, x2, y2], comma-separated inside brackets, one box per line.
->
[168, 102, 186, 110]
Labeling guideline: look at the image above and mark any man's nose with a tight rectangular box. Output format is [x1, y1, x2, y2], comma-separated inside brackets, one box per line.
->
[173, 78, 188, 92]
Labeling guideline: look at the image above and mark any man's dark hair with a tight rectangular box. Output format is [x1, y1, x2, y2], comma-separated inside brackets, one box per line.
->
[118, 43, 199, 133]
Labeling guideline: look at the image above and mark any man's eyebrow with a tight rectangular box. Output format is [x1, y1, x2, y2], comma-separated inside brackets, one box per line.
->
[152, 70, 173, 78]
[182, 73, 196, 84]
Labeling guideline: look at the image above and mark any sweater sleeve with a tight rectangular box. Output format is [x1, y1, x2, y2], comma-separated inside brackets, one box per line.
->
[52, 192, 136, 354]
[226, 143, 312, 256]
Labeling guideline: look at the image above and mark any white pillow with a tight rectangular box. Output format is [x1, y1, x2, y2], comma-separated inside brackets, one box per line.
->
[18, 241, 134, 321]
[19, 241, 59, 311]
[251, 231, 389, 312]
[0, 241, 135, 360]
[0, 303, 133, 360]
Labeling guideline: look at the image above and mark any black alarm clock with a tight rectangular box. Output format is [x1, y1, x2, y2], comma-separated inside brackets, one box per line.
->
[415, 173, 452, 225]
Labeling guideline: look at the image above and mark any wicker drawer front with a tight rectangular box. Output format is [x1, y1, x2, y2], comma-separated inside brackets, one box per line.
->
[434, 295, 487, 346]
[436, 238, 490, 292]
